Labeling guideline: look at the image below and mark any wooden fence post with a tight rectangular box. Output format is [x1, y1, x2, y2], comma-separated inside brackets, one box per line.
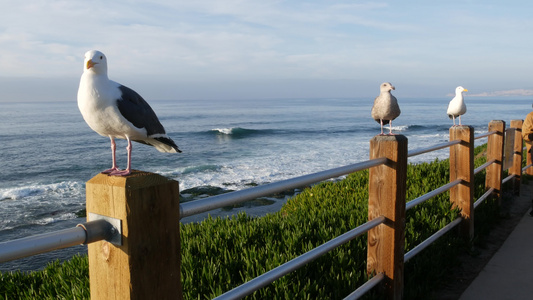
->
[449, 126, 474, 240]
[367, 135, 407, 300]
[485, 120, 506, 205]
[85, 171, 182, 300]
[510, 120, 523, 195]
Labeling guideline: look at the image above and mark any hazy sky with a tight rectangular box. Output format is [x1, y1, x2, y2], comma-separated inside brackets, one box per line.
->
[1, 1, 532, 102]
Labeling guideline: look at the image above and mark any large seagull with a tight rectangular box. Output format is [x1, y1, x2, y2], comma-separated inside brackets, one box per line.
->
[77, 50, 181, 176]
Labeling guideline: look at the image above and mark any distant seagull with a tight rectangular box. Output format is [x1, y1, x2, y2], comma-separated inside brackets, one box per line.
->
[447, 86, 468, 126]
[77, 50, 181, 176]
[371, 82, 401, 135]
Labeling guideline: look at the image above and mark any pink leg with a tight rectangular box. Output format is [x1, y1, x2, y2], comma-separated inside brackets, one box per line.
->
[379, 119, 385, 135]
[110, 137, 132, 176]
[387, 120, 397, 135]
[101, 137, 119, 174]
[458, 115, 462, 126]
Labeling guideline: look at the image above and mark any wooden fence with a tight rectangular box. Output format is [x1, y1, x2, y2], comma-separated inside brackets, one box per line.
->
[78, 120, 527, 299]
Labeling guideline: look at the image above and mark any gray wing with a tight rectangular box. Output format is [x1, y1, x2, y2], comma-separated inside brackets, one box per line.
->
[116, 85, 166, 136]
[390, 94, 401, 116]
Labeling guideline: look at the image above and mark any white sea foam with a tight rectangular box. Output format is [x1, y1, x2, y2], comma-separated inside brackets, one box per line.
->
[0, 181, 84, 232]
[0, 181, 83, 201]
[212, 128, 234, 135]
[164, 140, 371, 192]
[391, 125, 409, 131]
[33, 212, 78, 226]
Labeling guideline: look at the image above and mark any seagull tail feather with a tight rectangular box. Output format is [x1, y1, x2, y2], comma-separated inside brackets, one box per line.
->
[135, 136, 181, 153]
[152, 137, 182, 153]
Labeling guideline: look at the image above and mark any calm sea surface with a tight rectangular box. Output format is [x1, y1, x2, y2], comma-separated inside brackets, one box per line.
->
[0, 96, 531, 271]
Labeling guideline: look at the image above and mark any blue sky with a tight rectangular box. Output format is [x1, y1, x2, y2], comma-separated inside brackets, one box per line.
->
[1, 1, 532, 101]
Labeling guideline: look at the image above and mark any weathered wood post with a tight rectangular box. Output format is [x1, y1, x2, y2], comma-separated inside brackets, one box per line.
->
[510, 120, 523, 195]
[367, 135, 407, 300]
[449, 126, 474, 240]
[85, 171, 182, 300]
[485, 120, 505, 205]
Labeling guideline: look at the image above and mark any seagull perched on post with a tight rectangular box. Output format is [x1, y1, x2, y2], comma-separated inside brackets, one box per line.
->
[371, 82, 401, 135]
[447, 86, 468, 126]
[77, 50, 181, 176]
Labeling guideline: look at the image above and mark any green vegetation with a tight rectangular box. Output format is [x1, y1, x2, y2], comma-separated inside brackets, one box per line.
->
[0, 255, 89, 299]
[0, 144, 517, 299]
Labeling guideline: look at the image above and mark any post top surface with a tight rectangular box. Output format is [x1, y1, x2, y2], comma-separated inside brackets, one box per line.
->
[449, 125, 474, 130]
[86, 170, 178, 188]
[370, 134, 407, 142]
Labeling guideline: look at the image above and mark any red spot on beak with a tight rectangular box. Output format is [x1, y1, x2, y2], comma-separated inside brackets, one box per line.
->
[86, 59, 96, 69]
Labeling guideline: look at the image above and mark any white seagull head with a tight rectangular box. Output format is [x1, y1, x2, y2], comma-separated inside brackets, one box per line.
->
[455, 86, 468, 94]
[380, 82, 395, 93]
[83, 50, 108, 75]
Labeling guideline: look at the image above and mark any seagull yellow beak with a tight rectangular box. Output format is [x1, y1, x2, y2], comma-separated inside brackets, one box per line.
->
[86, 59, 96, 69]
[463, 88, 468, 92]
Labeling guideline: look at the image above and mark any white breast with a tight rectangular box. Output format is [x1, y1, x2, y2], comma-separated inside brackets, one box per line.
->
[447, 96, 466, 116]
[77, 74, 146, 139]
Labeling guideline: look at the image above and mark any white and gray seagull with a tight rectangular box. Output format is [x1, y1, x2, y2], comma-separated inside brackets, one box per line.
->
[371, 82, 401, 135]
[77, 50, 181, 176]
[447, 86, 468, 126]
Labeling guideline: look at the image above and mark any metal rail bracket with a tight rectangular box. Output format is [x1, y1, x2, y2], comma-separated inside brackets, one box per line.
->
[87, 213, 122, 246]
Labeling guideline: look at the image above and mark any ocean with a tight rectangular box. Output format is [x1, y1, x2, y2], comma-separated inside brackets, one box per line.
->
[0, 96, 531, 271]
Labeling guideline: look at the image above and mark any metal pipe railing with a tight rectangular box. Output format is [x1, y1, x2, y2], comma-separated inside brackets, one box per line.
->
[474, 188, 495, 209]
[502, 174, 516, 184]
[180, 158, 388, 219]
[404, 217, 462, 262]
[343, 272, 385, 300]
[474, 159, 496, 175]
[0, 227, 86, 263]
[406, 131, 495, 159]
[474, 131, 497, 140]
[406, 179, 462, 211]
[0, 219, 112, 263]
[407, 140, 461, 158]
[213, 216, 386, 300]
